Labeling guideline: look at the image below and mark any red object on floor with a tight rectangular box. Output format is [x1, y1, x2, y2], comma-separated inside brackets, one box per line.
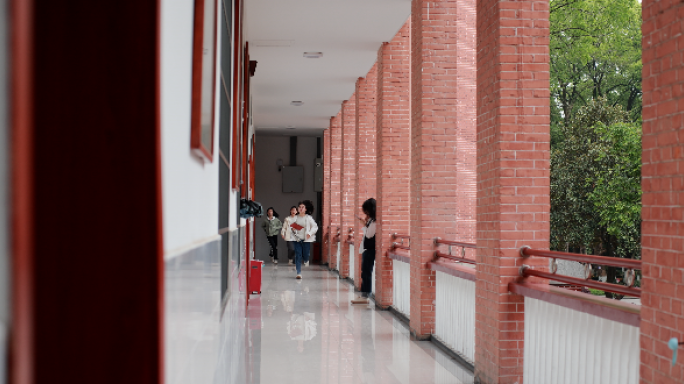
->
[249, 260, 263, 294]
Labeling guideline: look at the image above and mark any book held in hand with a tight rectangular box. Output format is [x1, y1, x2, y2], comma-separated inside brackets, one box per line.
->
[290, 222, 304, 231]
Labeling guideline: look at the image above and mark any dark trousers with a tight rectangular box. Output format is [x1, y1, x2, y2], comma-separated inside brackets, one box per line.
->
[361, 249, 375, 297]
[267, 235, 278, 260]
[287, 241, 296, 260]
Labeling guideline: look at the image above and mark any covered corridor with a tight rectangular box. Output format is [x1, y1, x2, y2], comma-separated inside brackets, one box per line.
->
[2, 0, 684, 383]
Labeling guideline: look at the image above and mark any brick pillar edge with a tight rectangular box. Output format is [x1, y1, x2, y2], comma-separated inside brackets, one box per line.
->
[474, 0, 550, 381]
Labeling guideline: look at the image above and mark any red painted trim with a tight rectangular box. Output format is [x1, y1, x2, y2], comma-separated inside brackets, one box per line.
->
[10, 0, 35, 382]
[240, 43, 249, 198]
[189, 0, 216, 162]
[508, 283, 641, 327]
[388, 251, 410, 264]
[429, 260, 476, 282]
[230, 0, 241, 189]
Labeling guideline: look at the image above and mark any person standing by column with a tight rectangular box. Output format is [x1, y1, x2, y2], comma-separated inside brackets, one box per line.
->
[291, 201, 318, 279]
[281, 206, 298, 265]
[261, 207, 283, 264]
[352, 198, 376, 304]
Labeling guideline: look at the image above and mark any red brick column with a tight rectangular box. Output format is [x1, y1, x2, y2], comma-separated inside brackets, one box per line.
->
[377, 21, 411, 309]
[640, 4, 684, 383]
[329, 113, 342, 271]
[340, 98, 357, 279]
[354, 71, 378, 291]
[410, 0, 477, 338]
[323, 126, 332, 265]
[474, 0, 550, 381]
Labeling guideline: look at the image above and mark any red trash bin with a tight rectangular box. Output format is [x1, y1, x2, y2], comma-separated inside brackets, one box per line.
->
[249, 260, 263, 294]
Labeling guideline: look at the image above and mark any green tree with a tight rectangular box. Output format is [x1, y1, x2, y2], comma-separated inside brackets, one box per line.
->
[551, 99, 641, 295]
[550, 0, 642, 138]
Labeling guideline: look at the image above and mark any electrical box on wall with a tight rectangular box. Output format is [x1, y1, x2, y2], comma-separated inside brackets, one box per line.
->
[314, 158, 323, 192]
[282, 166, 304, 193]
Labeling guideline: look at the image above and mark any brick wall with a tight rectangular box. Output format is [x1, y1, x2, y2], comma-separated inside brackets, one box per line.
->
[640, 2, 684, 383]
[323, 127, 331, 265]
[330, 113, 342, 271]
[376, 22, 411, 308]
[474, 0, 550, 381]
[354, 74, 378, 290]
[410, 0, 477, 338]
[340, 98, 357, 278]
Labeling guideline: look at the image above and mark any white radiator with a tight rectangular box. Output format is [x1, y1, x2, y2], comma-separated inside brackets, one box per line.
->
[392, 259, 410, 318]
[434, 271, 475, 363]
[523, 296, 639, 384]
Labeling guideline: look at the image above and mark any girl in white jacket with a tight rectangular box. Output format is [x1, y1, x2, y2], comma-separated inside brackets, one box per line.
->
[290, 200, 318, 279]
[281, 206, 298, 264]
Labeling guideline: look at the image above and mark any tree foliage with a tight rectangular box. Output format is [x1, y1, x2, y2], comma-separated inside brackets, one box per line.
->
[551, 99, 641, 260]
[550, 0, 642, 138]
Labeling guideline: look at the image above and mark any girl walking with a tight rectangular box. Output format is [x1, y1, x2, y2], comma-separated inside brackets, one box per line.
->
[290, 200, 318, 279]
[261, 207, 283, 264]
[352, 198, 376, 304]
[281, 206, 298, 264]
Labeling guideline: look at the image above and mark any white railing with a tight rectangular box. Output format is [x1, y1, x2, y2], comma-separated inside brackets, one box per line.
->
[349, 243, 355, 281]
[523, 296, 639, 384]
[392, 259, 410, 318]
[434, 271, 475, 363]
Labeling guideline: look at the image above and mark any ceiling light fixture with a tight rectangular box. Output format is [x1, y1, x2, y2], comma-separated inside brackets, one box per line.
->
[303, 52, 323, 58]
[290, 101, 304, 106]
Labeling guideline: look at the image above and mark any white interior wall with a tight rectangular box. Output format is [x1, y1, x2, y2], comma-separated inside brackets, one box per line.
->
[0, 0, 8, 380]
[254, 135, 320, 261]
[161, 0, 221, 253]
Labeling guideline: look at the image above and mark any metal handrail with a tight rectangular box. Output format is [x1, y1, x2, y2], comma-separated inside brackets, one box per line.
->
[434, 237, 476, 264]
[521, 267, 641, 297]
[435, 251, 476, 264]
[520, 247, 641, 269]
[435, 239, 476, 248]
[519, 246, 642, 297]
[391, 233, 410, 251]
[392, 243, 410, 251]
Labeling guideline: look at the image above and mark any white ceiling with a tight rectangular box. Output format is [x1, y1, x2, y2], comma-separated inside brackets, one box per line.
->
[245, 0, 411, 136]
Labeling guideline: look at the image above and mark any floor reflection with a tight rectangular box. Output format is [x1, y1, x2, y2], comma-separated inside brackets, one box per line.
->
[245, 263, 473, 384]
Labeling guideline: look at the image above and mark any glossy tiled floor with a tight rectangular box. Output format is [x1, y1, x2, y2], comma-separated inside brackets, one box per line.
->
[244, 263, 474, 384]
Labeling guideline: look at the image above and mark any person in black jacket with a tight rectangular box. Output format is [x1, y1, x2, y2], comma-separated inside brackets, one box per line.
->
[352, 198, 376, 305]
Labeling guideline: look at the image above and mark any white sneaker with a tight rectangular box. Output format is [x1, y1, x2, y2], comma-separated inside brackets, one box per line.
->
[289, 260, 293, 265]
[274, 260, 278, 264]
[296, 274, 302, 279]
[271, 257, 274, 262]
[304, 261, 309, 267]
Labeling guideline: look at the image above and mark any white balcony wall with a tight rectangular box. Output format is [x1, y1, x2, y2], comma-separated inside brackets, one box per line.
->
[523, 296, 639, 384]
[392, 259, 410, 318]
[336, 242, 341, 272]
[434, 271, 475, 363]
[349, 243, 355, 281]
